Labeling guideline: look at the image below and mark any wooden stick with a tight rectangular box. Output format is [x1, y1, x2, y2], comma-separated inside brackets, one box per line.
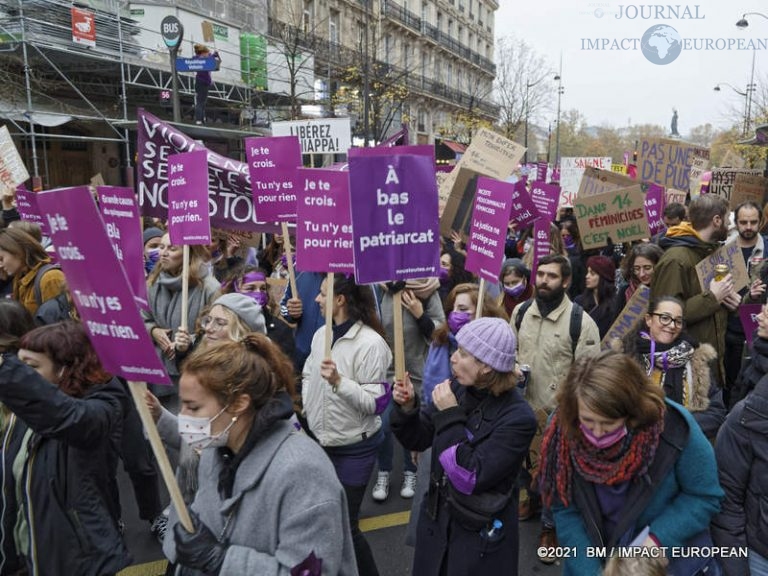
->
[324, 272, 334, 360]
[127, 381, 194, 532]
[476, 278, 486, 319]
[393, 291, 405, 382]
[180, 244, 190, 330]
[281, 222, 298, 299]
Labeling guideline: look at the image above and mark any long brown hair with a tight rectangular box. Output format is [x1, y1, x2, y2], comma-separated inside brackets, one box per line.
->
[0, 228, 49, 273]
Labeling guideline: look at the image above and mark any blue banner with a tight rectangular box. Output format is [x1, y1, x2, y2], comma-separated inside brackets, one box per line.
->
[175, 56, 217, 72]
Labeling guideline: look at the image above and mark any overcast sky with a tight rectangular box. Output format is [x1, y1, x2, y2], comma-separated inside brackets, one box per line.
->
[495, 1, 766, 134]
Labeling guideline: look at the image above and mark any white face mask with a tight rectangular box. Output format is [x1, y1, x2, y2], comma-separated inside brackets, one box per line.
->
[177, 406, 237, 452]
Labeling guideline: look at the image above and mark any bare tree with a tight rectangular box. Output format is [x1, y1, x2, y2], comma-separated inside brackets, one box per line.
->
[494, 37, 554, 142]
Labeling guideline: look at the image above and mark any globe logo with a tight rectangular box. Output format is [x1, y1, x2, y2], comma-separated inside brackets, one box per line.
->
[641, 25, 682, 65]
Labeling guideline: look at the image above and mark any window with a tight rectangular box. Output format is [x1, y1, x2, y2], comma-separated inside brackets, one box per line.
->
[437, 11, 442, 31]
[329, 9, 339, 44]
[422, 2, 428, 22]
[418, 109, 426, 132]
[385, 34, 393, 63]
[403, 41, 410, 69]
[446, 62, 453, 86]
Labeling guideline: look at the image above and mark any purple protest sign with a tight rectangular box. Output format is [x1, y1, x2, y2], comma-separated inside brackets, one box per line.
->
[644, 183, 665, 237]
[509, 180, 542, 228]
[740, 304, 763, 347]
[348, 148, 440, 284]
[36, 186, 170, 385]
[465, 177, 514, 283]
[530, 218, 551, 281]
[97, 186, 148, 308]
[295, 169, 354, 273]
[15, 186, 50, 236]
[530, 181, 561, 222]
[246, 135, 301, 222]
[537, 162, 548, 182]
[167, 150, 211, 245]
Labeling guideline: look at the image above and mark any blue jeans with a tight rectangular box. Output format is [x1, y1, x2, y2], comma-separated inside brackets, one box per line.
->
[377, 400, 417, 473]
[751, 549, 768, 576]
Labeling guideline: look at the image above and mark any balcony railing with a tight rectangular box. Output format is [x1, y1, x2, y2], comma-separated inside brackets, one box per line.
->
[381, 2, 422, 32]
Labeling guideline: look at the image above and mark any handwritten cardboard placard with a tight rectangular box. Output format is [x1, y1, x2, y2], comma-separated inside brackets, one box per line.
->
[639, 137, 710, 191]
[465, 177, 515, 283]
[0, 126, 29, 188]
[740, 303, 763, 347]
[601, 285, 651, 348]
[688, 155, 709, 196]
[732, 173, 768, 208]
[575, 185, 650, 249]
[560, 157, 612, 207]
[611, 163, 628, 175]
[709, 168, 763, 206]
[577, 167, 636, 198]
[36, 186, 171, 385]
[665, 187, 687, 206]
[695, 239, 749, 293]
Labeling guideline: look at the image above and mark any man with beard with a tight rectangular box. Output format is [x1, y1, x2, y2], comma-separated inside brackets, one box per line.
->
[511, 253, 600, 564]
[651, 194, 739, 386]
[723, 202, 767, 405]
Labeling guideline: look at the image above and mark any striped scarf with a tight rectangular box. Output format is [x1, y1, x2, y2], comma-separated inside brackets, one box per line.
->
[538, 409, 664, 508]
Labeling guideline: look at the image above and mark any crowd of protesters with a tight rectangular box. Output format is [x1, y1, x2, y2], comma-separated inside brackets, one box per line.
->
[1, 181, 768, 576]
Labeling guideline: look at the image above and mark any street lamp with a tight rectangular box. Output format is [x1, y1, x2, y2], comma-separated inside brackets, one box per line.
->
[736, 12, 768, 28]
[713, 51, 757, 136]
[523, 79, 544, 164]
[553, 73, 564, 168]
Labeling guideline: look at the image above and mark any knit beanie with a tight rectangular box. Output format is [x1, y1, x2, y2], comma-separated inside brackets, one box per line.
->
[213, 293, 267, 334]
[586, 255, 616, 284]
[455, 317, 516, 373]
[143, 227, 164, 246]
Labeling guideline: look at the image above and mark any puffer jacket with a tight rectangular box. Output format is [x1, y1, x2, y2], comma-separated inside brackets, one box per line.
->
[302, 321, 392, 447]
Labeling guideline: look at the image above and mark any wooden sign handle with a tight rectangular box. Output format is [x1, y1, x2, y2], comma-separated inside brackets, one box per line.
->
[324, 272, 334, 360]
[180, 244, 190, 331]
[475, 278, 486, 320]
[393, 291, 405, 382]
[281, 222, 298, 299]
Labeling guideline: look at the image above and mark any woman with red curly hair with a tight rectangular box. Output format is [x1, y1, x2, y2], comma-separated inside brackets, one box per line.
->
[0, 321, 131, 575]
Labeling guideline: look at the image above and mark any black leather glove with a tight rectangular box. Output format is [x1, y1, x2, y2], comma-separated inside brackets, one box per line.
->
[173, 511, 227, 574]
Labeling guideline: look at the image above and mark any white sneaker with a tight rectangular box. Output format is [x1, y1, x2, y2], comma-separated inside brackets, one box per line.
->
[400, 471, 418, 499]
[372, 471, 390, 502]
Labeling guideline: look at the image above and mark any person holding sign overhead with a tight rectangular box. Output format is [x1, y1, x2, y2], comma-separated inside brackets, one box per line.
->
[302, 273, 392, 576]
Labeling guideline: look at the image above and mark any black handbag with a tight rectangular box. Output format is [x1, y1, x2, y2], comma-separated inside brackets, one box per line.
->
[444, 480, 516, 532]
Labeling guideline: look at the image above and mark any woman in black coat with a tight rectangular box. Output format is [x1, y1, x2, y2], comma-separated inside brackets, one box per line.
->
[391, 317, 536, 576]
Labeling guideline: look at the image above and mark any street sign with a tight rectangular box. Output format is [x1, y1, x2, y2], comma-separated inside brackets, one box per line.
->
[175, 56, 218, 72]
[160, 15, 183, 49]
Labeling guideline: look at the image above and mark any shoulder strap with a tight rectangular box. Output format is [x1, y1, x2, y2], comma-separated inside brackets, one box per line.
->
[34, 263, 60, 307]
[569, 301, 583, 357]
[514, 299, 534, 332]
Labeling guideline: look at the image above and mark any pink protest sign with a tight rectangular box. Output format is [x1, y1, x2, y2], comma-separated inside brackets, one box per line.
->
[245, 135, 301, 222]
[530, 181, 560, 222]
[15, 186, 50, 235]
[348, 146, 440, 284]
[168, 150, 211, 245]
[509, 180, 542, 228]
[295, 169, 354, 273]
[97, 186, 148, 308]
[36, 186, 170, 385]
[536, 162, 547, 182]
[740, 304, 763, 347]
[465, 177, 514, 283]
[644, 183, 665, 237]
[530, 218, 551, 281]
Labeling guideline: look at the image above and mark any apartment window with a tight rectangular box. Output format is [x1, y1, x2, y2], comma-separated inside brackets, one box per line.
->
[447, 18, 453, 37]
[437, 11, 442, 31]
[458, 25, 463, 46]
[421, 50, 428, 78]
[446, 62, 453, 86]
[418, 109, 426, 132]
[329, 9, 339, 44]
[422, 2, 428, 23]
[456, 67, 463, 91]
[215, 0, 227, 19]
[303, 0, 313, 33]
[403, 41, 410, 69]
[385, 34, 393, 63]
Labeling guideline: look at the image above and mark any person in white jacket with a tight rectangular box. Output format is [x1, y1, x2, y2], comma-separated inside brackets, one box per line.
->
[302, 273, 392, 576]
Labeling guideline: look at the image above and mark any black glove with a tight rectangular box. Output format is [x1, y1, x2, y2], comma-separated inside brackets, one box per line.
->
[386, 281, 406, 294]
[174, 511, 227, 574]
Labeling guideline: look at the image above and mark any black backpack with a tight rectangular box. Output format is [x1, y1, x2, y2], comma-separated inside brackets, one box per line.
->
[514, 299, 584, 356]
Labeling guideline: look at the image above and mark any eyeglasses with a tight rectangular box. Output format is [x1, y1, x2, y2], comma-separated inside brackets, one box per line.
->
[201, 316, 229, 331]
[650, 313, 683, 328]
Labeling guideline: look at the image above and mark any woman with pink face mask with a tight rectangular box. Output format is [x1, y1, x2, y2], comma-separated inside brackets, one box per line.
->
[538, 350, 724, 576]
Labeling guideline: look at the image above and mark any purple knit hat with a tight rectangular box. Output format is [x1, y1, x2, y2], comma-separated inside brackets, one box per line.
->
[455, 317, 516, 373]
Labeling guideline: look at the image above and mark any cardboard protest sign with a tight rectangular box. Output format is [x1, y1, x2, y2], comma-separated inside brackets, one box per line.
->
[639, 138, 709, 191]
[611, 163, 628, 175]
[740, 303, 763, 348]
[440, 128, 525, 237]
[720, 149, 746, 169]
[709, 168, 763, 205]
[137, 109, 266, 232]
[574, 185, 650, 249]
[732, 173, 768, 208]
[560, 157, 612, 207]
[530, 217, 551, 281]
[295, 169, 354, 274]
[15, 186, 50, 235]
[349, 147, 440, 284]
[529, 181, 560, 222]
[688, 156, 709, 196]
[695, 239, 749, 293]
[37, 186, 170, 385]
[167, 150, 212, 245]
[578, 167, 636, 198]
[601, 285, 650, 348]
[97, 186, 148, 308]
[643, 184, 665, 237]
[665, 188, 687, 206]
[245, 136, 301, 222]
[464, 177, 515, 283]
[271, 117, 351, 155]
[0, 126, 29, 188]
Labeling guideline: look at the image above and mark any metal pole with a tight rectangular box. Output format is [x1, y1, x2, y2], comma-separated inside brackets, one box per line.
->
[115, 1, 133, 187]
[523, 81, 529, 164]
[171, 50, 181, 123]
[18, 0, 40, 187]
[746, 49, 756, 136]
[554, 53, 563, 168]
[362, 0, 370, 146]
